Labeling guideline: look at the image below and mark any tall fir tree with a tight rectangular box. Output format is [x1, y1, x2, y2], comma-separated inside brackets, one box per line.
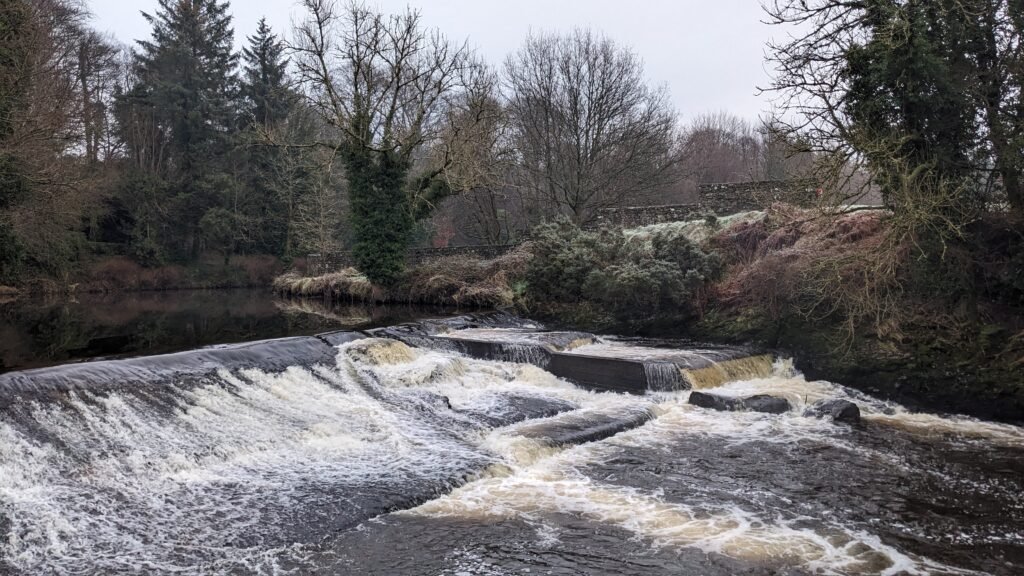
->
[241, 18, 291, 127]
[119, 0, 239, 261]
[238, 17, 301, 256]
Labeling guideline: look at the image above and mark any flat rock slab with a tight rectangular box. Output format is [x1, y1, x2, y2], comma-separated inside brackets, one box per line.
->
[689, 391, 791, 414]
[515, 407, 655, 447]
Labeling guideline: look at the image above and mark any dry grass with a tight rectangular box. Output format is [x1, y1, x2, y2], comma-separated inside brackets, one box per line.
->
[273, 244, 532, 309]
[0, 285, 19, 304]
[273, 268, 378, 301]
[710, 204, 897, 337]
[403, 244, 531, 307]
[84, 257, 190, 292]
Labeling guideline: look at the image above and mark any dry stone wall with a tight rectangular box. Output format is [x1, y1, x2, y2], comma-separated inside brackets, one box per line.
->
[308, 244, 518, 275]
[309, 180, 816, 273]
[594, 180, 817, 229]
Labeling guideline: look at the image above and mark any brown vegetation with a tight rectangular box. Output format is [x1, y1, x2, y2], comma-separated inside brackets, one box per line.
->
[273, 244, 532, 308]
[710, 204, 892, 330]
[698, 202, 1024, 421]
[80, 254, 285, 293]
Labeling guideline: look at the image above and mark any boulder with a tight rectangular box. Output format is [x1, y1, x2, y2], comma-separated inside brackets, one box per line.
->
[689, 392, 791, 414]
[804, 399, 861, 424]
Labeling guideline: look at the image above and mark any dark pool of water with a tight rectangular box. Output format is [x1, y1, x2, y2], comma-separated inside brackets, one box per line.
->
[0, 290, 456, 374]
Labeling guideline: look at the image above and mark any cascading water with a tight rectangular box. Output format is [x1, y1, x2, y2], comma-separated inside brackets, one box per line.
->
[642, 361, 686, 391]
[1, 325, 1021, 575]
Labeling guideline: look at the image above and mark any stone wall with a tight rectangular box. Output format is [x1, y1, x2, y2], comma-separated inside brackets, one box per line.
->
[307, 244, 519, 275]
[592, 180, 818, 229]
[590, 204, 703, 228]
[309, 180, 816, 273]
[698, 180, 817, 214]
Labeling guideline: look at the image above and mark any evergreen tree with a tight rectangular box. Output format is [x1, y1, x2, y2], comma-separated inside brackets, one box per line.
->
[844, 0, 980, 204]
[239, 16, 299, 254]
[119, 0, 239, 260]
[241, 18, 291, 127]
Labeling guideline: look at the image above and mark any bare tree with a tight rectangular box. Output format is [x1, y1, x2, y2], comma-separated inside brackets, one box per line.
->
[295, 155, 346, 259]
[428, 70, 524, 244]
[678, 112, 762, 184]
[291, 0, 483, 282]
[504, 29, 679, 225]
[1, 0, 123, 277]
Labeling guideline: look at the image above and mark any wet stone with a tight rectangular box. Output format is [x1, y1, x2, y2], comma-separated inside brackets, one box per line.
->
[689, 391, 791, 414]
[515, 408, 654, 447]
[804, 399, 861, 424]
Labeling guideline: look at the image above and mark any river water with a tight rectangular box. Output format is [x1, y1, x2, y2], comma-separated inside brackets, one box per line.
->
[0, 289, 453, 373]
[0, 318, 1022, 575]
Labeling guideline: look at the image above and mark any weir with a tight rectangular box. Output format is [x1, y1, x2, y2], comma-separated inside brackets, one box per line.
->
[0, 315, 768, 400]
[432, 329, 767, 393]
[1, 314, 1021, 575]
[0, 335, 346, 404]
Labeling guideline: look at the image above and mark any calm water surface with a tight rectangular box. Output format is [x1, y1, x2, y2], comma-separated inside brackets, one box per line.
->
[0, 289, 454, 373]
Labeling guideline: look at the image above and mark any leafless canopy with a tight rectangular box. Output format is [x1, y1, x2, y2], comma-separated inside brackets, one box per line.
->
[504, 29, 679, 225]
[291, 0, 479, 163]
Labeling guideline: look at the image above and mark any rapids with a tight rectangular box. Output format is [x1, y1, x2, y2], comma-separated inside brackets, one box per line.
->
[0, 321, 1021, 575]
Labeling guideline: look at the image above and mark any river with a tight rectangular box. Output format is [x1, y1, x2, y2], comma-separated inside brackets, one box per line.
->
[0, 289, 454, 373]
[0, 309, 1021, 575]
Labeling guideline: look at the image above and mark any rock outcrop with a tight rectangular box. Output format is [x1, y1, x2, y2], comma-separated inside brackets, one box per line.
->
[688, 391, 791, 414]
[804, 399, 861, 424]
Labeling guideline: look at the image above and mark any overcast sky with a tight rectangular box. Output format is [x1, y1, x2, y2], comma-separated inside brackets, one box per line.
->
[87, 0, 785, 122]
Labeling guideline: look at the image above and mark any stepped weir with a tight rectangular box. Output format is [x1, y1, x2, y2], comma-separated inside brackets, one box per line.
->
[1, 313, 1021, 575]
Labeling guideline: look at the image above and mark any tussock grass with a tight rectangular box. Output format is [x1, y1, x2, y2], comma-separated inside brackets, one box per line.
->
[273, 245, 532, 308]
[273, 268, 377, 301]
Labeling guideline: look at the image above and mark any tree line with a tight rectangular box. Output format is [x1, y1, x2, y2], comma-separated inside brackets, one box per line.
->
[765, 0, 1023, 224]
[0, 0, 817, 287]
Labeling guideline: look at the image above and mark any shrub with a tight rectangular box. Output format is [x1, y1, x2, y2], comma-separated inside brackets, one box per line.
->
[526, 219, 722, 323]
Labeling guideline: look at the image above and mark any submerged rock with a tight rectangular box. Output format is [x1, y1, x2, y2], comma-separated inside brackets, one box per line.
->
[688, 392, 791, 414]
[804, 399, 861, 424]
[515, 407, 654, 447]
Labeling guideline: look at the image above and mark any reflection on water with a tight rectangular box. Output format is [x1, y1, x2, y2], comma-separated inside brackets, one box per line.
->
[0, 290, 455, 373]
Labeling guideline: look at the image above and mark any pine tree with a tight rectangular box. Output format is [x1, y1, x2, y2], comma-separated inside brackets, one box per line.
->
[241, 18, 291, 127]
[120, 0, 239, 260]
[238, 18, 301, 256]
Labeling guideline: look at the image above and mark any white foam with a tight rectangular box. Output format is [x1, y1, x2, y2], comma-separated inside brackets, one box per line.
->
[1, 340, 1014, 575]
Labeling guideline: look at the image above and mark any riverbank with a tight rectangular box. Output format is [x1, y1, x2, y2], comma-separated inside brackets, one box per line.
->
[583, 206, 1024, 423]
[4, 254, 294, 299]
[273, 245, 532, 308]
[272, 205, 1024, 423]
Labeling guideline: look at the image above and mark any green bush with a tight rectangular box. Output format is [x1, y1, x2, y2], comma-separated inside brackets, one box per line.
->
[526, 219, 722, 323]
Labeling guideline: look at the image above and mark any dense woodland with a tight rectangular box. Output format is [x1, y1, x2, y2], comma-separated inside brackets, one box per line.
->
[0, 0, 820, 288]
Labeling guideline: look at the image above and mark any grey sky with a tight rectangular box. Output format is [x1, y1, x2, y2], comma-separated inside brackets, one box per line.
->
[88, 0, 783, 122]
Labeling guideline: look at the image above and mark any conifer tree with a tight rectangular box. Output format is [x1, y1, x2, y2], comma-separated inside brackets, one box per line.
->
[241, 18, 291, 127]
[120, 0, 239, 260]
[238, 17, 303, 256]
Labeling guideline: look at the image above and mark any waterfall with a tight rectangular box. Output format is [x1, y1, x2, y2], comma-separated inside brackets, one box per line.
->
[681, 354, 775, 389]
[497, 343, 552, 367]
[642, 361, 687, 391]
